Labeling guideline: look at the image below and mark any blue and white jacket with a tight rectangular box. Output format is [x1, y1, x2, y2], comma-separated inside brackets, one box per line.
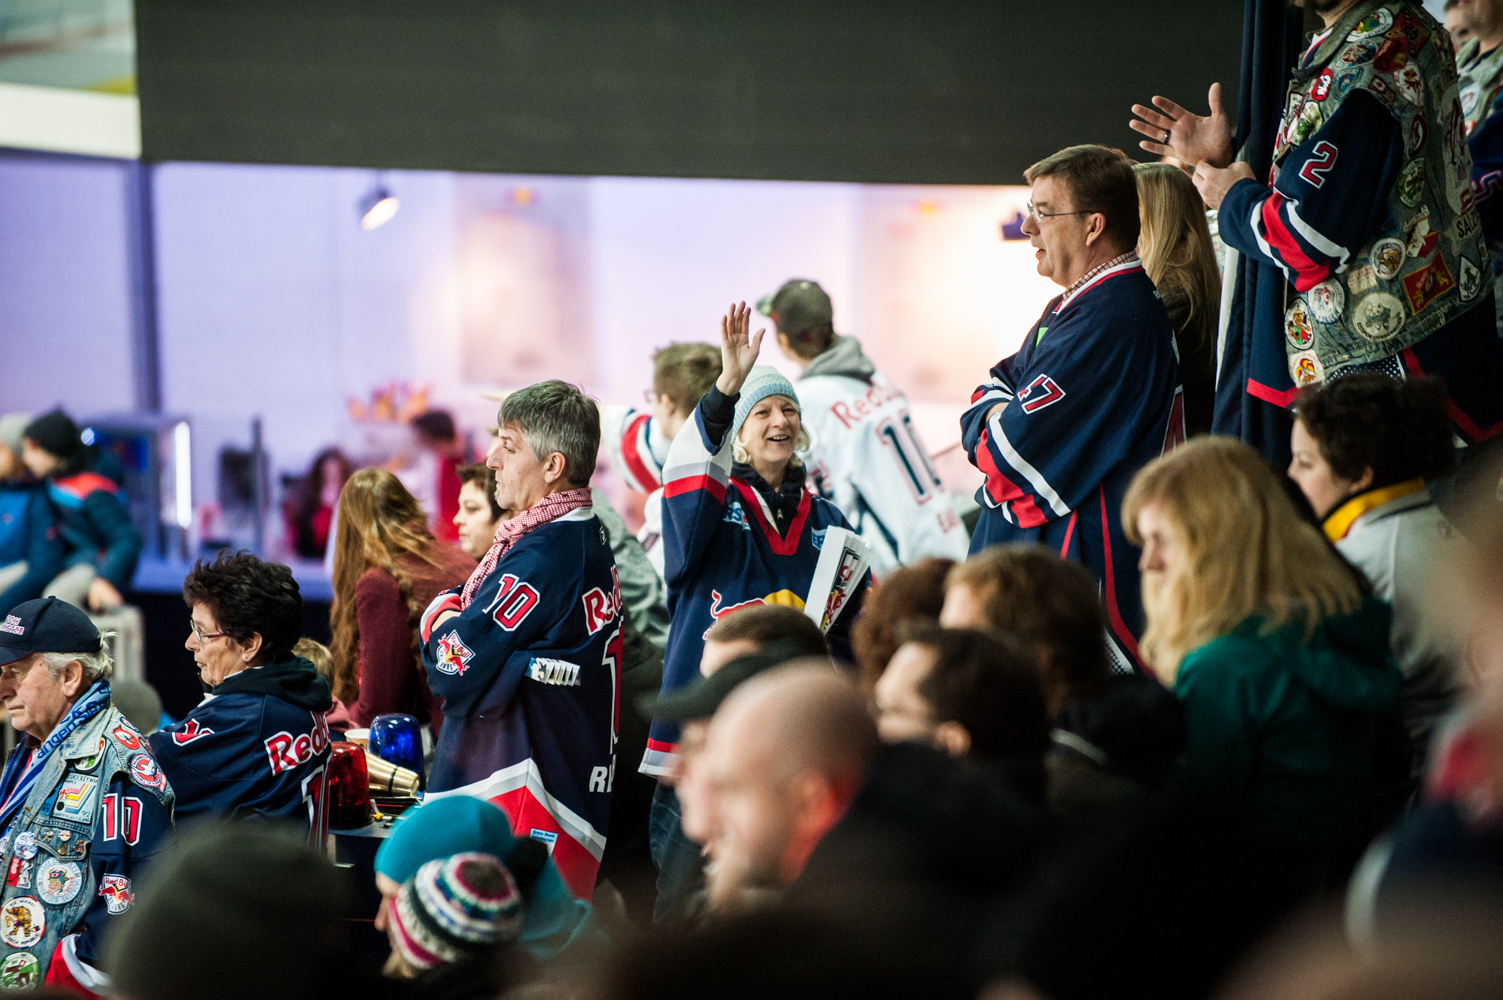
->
[420, 509, 622, 902]
[642, 386, 870, 777]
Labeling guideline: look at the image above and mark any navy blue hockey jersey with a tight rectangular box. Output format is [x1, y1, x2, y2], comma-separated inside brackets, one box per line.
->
[420, 509, 621, 901]
[643, 387, 869, 777]
[149, 656, 334, 838]
[961, 259, 1183, 672]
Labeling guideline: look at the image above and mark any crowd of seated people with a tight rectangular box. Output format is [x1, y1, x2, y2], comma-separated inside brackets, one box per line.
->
[7, 2, 1503, 993]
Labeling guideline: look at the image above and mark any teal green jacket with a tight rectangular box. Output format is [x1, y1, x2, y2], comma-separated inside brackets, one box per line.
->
[1174, 597, 1401, 856]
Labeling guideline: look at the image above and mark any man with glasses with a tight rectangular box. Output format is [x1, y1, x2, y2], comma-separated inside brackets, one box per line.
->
[960, 144, 1184, 674]
[0, 597, 172, 994]
[148, 551, 333, 837]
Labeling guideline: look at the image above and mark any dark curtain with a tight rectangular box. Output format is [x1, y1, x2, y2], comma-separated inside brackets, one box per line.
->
[1212, 0, 1310, 468]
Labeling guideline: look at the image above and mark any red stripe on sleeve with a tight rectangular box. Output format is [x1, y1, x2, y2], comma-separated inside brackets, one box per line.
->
[620, 413, 661, 490]
[975, 428, 1028, 507]
[1259, 191, 1332, 292]
[662, 474, 727, 502]
[1098, 487, 1144, 670]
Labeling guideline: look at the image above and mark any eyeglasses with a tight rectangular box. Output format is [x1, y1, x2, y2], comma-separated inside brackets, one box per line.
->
[1026, 202, 1090, 224]
[189, 620, 230, 644]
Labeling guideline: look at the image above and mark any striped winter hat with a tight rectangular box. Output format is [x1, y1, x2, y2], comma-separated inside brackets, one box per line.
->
[731, 365, 801, 443]
[389, 852, 523, 969]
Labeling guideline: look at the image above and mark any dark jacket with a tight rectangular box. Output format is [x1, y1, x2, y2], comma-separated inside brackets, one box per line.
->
[45, 472, 143, 590]
[149, 656, 335, 834]
[1173, 597, 1402, 857]
[0, 480, 64, 612]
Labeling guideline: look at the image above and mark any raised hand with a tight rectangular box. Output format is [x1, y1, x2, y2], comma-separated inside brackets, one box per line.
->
[714, 301, 765, 397]
[1129, 83, 1235, 169]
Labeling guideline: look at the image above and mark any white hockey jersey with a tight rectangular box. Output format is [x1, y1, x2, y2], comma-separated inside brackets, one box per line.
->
[601, 404, 671, 579]
[797, 336, 970, 576]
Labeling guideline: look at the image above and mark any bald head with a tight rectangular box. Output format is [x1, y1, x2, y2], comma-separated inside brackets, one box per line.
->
[700, 663, 878, 895]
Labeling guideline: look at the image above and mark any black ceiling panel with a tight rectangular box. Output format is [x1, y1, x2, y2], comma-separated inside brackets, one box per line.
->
[134, 1, 1242, 183]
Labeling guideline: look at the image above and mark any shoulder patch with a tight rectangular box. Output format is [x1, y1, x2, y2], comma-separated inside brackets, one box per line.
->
[170, 718, 215, 745]
[1017, 374, 1066, 413]
[127, 753, 168, 793]
[110, 722, 142, 751]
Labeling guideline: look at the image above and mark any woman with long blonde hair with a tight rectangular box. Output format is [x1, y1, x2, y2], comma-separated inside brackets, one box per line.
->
[1123, 437, 1400, 863]
[330, 467, 475, 732]
[1135, 162, 1220, 437]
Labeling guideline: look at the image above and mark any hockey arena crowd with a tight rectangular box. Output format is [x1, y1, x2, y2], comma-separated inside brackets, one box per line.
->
[5, 1, 1503, 997]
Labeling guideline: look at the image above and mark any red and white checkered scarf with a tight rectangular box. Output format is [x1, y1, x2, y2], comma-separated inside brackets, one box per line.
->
[459, 487, 593, 609]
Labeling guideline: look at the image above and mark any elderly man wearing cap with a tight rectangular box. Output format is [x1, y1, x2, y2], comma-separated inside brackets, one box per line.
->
[0, 597, 172, 994]
[0, 415, 64, 614]
[759, 280, 970, 576]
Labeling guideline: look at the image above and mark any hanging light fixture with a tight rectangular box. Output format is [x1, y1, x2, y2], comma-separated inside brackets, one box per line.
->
[359, 171, 399, 230]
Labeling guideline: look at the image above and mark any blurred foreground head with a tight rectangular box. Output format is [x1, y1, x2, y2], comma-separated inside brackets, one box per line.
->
[106, 824, 354, 1000]
[699, 665, 877, 902]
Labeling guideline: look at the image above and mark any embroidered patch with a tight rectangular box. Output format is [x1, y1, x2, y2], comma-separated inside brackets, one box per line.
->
[1372, 37, 1408, 74]
[1346, 264, 1378, 295]
[51, 773, 99, 824]
[0, 952, 38, 990]
[1347, 8, 1392, 38]
[128, 753, 168, 793]
[434, 630, 475, 677]
[5, 857, 30, 889]
[1289, 349, 1325, 386]
[1338, 41, 1377, 66]
[1307, 279, 1345, 324]
[1284, 299, 1315, 348]
[1407, 116, 1426, 157]
[811, 527, 827, 551]
[722, 502, 751, 531]
[1294, 100, 1324, 143]
[36, 860, 82, 905]
[527, 657, 582, 687]
[170, 719, 215, 745]
[1309, 67, 1334, 101]
[1461, 81, 1481, 116]
[1018, 373, 1066, 413]
[1459, 255, 1482, 301]
[1394, 64, 1423, 105]
[1, 897, 44, 948]
[1404, 205, 1436, 258]
[98, 875, 133, 914]
[1368, 74, 1396, 106]
[111, 723, 141, 751]
[1397, 158, 1425, 207]
[0, 615, 22, 636]
[1371, 238, 1405, 279]
[1334, 69, 1362, 99]
[1401, 255, 1455, 315]
[1353, 292, 1408, 342]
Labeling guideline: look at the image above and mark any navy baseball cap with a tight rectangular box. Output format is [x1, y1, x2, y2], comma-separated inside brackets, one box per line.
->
[756, 279, 833, 336]
[0, 597, 102, 667]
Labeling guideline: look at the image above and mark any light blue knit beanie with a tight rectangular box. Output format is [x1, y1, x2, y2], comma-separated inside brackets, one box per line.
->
[731, 366, 801, 444]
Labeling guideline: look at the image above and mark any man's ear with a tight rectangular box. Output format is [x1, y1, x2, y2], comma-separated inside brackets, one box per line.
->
[933, 720, 972, 759]
[541, 452, 569, 485]
[60, 659, 87, 699]
[1083, 212, 1108, 247]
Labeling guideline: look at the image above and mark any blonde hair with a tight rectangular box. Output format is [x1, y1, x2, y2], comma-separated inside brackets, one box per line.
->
[731, 400, 810, 468]
[329, 468, 443, 704]
[1134, 162, 1221, 351]
[1122, 437, 1361, 683]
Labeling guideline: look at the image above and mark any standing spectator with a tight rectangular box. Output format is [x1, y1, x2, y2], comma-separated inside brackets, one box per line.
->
[1135, 161, 1220, 437]
[961, 145, 1183, 672]
[0, 598, 173, 993]
[850, 556, 954, 694]
[602, 342, 723, 580]
[20, 410, 142, 612]
[760, 278, 970, 575]
[294, 637, 353, 734]
[941, 546, 1186, 827]
[454, 462, 504, 561]
[1449, 0, 1477, 48]
[282, 447, 352, 560]
[873, 623, 1050, 800]
[642, 302, 870, 778]
[1124, 437, 1401, 866]
[411, 410, 466, 543]
[1290, 375, 1464, 775]
[1134, 2, 1503, 456]
[329, 468, 475, 732]
[419, 381, 620, 901]
[149, 551, 333, 835]
[1456, 0, 1503, 321]
[0, 413, 63, 613]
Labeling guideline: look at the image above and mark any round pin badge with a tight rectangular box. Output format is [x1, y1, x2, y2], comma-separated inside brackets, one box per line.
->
[1, 896, 45, 949]
[36, 860, 82, 905]
[1284, 299, 1315, 348]
[0, 952, 38, 991]
[1308, 279, 1346, 324]
[1353, 292, 1407, 342]
[1407, 116, 1427, 156]
[1371, 238, 1405, 279]
[1347, 8, 1393, 39]
[1461, 82, 1480, 116]
[1289, 349, 1326, 386]
[12, 832, 37, 861]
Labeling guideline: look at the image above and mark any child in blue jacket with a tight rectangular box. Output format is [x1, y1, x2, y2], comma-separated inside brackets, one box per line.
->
[0, 413, 64, 612]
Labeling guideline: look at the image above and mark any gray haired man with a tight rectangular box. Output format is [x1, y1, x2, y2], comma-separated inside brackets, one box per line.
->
[419, 380, 624, 899]
[0, 597, 173, 991]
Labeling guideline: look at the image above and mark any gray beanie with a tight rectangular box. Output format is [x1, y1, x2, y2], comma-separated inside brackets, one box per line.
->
[0, 414, 29, 455]
[731, 366, 801, 445]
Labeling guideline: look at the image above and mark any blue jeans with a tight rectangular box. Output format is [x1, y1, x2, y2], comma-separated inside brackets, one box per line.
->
[648, 783, 704, 924]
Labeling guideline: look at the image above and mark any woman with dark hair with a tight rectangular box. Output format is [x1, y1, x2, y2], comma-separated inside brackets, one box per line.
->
[283, 448, 354, 559]
[1290, 374, 1464, 774]
[849, 557, 954, 695]
[148, 551, 334, 834]
[330, 468, 475, 732]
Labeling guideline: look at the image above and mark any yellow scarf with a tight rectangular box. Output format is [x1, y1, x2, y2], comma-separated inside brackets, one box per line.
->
[1322, 479, 1426, 543]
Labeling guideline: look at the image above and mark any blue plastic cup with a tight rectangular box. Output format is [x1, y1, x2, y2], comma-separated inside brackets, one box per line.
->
[368, 713, 424, 788]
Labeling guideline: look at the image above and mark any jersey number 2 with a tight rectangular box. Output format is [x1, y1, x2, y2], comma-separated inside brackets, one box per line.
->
[1298, 141, 1338, 189]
